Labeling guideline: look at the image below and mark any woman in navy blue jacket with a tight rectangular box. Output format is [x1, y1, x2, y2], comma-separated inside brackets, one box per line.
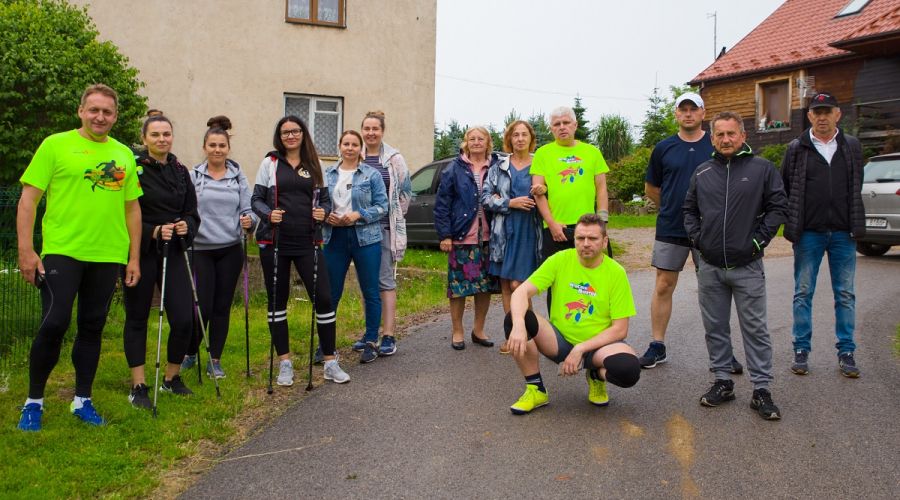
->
[433, 126, 502, 350]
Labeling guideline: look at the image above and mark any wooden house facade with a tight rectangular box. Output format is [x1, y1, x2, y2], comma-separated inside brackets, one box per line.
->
[689, 0, 900, 154]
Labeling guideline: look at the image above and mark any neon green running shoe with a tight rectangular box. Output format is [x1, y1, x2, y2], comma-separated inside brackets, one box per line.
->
[586, 371, 609, 407]
[510, 384, 549, 415]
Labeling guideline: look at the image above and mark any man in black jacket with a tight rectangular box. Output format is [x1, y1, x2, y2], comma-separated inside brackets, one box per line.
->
[780, 92, 865, 378]
[683, 111, 787, 421]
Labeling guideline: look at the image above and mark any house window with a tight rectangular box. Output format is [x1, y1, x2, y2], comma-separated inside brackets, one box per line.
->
[286, 0, 345, 27]
[757, 80, 791, 131]
[836, 0, 870, 17]
[284, 94, 343, 157]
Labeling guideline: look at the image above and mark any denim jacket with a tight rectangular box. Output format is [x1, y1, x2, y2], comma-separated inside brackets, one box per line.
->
[323, 161, 388, 247]
[482, 155, 543, 264]
[434, 152, 503, 241]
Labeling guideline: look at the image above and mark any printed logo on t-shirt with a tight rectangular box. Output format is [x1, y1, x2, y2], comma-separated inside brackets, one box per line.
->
[83, 160, 126, 191]
[563, 298, 594, 323]
[569, 281, 597, 296]
[557, 156, 584, 184]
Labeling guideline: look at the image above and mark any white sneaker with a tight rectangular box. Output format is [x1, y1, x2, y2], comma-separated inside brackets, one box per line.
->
[276, 360, 294, 386]
[323, 358, 350, 384]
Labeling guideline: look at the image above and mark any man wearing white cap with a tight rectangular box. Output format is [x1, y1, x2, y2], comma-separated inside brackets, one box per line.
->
[638, 92, 743, 374]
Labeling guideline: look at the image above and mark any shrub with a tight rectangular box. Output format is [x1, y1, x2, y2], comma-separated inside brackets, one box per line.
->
[758, 143, 789, 168]
[608, 146, 651, 201]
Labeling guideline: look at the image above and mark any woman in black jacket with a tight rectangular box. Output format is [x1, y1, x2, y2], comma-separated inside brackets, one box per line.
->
[123, 115, 201, 409]
[252, 116, 349, 387]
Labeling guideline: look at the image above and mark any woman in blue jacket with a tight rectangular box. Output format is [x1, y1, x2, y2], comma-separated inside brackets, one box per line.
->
[324, 130, 388, 364]
[433, 126, 501, 350]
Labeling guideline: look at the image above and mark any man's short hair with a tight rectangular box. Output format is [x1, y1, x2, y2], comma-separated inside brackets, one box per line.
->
[549, 106, 576, 123]
[576, 213, 608, 236]
[710, 111, 744, 134]
[80, 83, 118, 109]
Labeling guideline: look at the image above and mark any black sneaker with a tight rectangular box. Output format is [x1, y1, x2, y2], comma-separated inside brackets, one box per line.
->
[161, 375, 193, 396]
[838, 352, 860, 378]
[360, 342, 378, 364]
[313, 346, 325, 365]
[638, 341, 667, 368]
[791, 350, 810, 375]
[750, 388, 782, 420]
[129, 383, 152, 410]
[699, 379, 735, 407]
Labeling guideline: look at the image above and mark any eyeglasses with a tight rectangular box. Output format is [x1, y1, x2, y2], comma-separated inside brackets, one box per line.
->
[280, 129, 302, 138]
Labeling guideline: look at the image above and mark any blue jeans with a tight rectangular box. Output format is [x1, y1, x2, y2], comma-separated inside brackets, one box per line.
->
[325, 227, 382, 343]
[791, 230, 857, 353]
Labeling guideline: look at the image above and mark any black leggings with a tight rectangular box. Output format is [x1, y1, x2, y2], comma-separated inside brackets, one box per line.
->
[123, 242, 194, 367]
[28, 255, 119, 399]
[189, 244, 244, 359]
[259, 246, 336, 357]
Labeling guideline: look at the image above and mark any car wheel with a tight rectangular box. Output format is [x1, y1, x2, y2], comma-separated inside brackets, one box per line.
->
[856, 242, 891, 256]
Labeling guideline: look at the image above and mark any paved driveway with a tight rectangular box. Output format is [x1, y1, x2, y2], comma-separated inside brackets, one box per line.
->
[185, 253, 900, 499]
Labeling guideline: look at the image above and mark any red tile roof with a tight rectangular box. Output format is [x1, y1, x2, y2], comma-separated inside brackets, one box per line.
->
[690, 0, 900, 84]
[833, 3, 900, 44]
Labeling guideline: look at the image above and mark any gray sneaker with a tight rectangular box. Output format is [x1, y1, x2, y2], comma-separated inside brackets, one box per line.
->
[323, 357, 350, 384]
[313, 346, 325, 365]
[276, 360, 294, 386]
[206, 359, 226, 379]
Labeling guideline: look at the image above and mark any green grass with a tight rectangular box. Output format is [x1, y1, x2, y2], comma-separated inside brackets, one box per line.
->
[0, 258, 447, 498]
[607, 214, 657, 229]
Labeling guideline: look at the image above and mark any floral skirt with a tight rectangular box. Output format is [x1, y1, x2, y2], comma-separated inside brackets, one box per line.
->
[447, 243, 498, 298]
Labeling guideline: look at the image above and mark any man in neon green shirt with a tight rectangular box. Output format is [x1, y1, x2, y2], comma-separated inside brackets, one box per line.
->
[504, 214, 640, 414]
[16, 84, 143, 431]
[532, 106, 610, 312]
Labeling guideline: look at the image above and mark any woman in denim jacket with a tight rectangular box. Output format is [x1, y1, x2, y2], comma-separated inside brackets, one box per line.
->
[324, 130, 389, 364]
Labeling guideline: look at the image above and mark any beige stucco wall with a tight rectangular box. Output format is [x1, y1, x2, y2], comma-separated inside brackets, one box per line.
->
[71, 0, 436, 179]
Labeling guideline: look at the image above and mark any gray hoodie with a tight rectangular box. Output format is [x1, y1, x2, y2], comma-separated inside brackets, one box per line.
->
[191, 159, 257, 250]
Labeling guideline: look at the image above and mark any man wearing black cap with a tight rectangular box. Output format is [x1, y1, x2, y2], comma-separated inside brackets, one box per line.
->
[781, 92, 866, 378]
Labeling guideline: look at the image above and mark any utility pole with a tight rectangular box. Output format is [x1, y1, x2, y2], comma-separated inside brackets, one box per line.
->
[707, 11, 717, 60]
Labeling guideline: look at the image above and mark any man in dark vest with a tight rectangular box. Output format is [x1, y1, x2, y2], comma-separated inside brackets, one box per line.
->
[781, 92, 866, 378]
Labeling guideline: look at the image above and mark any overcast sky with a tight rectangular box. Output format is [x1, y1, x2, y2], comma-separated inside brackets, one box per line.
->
[434, 0, 785, 133]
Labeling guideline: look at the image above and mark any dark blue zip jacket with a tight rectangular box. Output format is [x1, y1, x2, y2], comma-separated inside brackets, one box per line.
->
[433, 152, 503, 241]
[683, 144, 787, 268]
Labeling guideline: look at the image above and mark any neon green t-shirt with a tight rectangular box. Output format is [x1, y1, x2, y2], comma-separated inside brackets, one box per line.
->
[527, 248, 635, 345]
[531, 141, 609, 226]
[20, 130, 142, 264]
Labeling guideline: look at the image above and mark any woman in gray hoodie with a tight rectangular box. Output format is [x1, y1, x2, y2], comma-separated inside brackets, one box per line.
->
[183, 116, 256, 379]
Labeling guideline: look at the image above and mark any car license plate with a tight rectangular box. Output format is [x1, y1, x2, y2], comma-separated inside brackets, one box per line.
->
[865, 217, 887, 228]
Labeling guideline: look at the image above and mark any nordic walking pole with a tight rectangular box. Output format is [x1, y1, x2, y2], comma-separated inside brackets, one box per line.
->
[182, 246, 221, 399]
[306, 188, 323, 392]
[152, 240, 170, 419]
[191, 246, 202, 386]
[242, 231, 251, 378]
[267, 216, 279, 395]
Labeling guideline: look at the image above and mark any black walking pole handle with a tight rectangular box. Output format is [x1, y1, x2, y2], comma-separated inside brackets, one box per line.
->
[312, 187, 325, 245]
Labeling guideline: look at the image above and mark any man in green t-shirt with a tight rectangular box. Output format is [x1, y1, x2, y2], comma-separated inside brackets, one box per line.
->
[16, 84, 143, 432]
[504, 214, 640, 414]
[532, 106, 610, 312]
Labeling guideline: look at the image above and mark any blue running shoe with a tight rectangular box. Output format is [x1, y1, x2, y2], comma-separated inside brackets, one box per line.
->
[71, 400, 106, 426]
[17, 403, 42, 432]
[351, 338, 367, 352]
[379, 336, 397, 356]
[181, 354, 197, 371]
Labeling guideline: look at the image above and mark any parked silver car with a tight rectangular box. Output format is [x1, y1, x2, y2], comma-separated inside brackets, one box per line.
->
[857, 152, 900, 256]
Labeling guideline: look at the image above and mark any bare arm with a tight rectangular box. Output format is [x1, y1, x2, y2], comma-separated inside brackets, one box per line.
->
[594, 173, 608, 213]
[644, 182, 661, 207]
[16, 185, 44, 286]
[533, 174, 566, 241]
[507, 281, 540, 357]
[124, 199, 142, 287]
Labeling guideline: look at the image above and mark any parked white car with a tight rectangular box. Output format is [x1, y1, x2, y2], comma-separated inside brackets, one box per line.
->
[857, 152, 900, 256]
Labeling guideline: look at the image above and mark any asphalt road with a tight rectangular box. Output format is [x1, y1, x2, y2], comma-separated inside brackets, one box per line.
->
[185, 252, 900, 499]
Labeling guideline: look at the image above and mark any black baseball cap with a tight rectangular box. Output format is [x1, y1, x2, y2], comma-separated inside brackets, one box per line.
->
[809, 93, 838, 109]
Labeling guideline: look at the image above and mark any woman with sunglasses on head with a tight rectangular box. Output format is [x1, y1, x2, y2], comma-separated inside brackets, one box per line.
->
[182, 116, 257, 379]
[252, 115, 349, 386]
[123, 114, 200, 409]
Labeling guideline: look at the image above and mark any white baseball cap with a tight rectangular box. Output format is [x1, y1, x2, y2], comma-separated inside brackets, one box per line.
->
[675, 92, 704, 109]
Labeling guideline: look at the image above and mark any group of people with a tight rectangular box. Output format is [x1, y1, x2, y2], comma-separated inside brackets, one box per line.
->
[15, 82, 866, 431]
[15, 84, 411, 431]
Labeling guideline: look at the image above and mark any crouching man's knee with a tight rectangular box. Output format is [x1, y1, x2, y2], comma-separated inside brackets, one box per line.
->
[603, 353, 640, 388]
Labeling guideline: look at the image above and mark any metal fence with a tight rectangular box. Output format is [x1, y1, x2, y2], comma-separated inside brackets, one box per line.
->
[0, 185, 43, 375]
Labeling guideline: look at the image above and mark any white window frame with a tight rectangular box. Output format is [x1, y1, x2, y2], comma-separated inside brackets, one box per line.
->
[284, 94, 344, 158]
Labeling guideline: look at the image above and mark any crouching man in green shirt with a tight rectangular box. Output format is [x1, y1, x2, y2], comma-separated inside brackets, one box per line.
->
[504, 213, 640, 414]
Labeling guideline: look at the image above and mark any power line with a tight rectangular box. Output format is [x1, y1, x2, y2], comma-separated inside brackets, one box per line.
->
[436, 73, 646, 102]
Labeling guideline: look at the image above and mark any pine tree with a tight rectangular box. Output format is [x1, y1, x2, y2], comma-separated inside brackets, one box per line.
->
[573, 96, 591, 142]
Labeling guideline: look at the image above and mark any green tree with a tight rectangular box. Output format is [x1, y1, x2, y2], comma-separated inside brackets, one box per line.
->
[573, 96, 591, 142]
[639, 86, 677, 148]
[433, 120, 465, 159]
[595, 114, 634, 164]
[528, 112, 553, 148]
[502, 109, 521, 129]
[0, 0, 147, 185]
